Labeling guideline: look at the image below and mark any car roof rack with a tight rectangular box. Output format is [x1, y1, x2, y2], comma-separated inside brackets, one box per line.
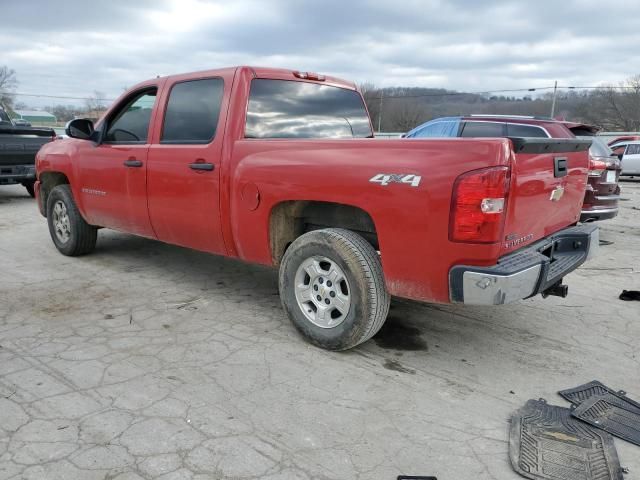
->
[466, 114, 555, 121]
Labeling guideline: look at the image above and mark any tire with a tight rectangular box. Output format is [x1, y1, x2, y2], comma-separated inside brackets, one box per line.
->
[23, 180, 35, 198]
[279, 228, 390, 350]
[46, 184, 97, 256]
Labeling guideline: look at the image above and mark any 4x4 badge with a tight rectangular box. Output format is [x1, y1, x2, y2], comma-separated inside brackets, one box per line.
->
[369, 173, 421, 187]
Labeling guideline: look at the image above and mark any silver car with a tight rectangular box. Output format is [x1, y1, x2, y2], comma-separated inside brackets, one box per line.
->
[620, 141, 640, 177]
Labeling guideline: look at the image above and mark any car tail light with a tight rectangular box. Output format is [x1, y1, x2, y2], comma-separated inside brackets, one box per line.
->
[588, 156, 607, 177]
[450, 166, 509, 243]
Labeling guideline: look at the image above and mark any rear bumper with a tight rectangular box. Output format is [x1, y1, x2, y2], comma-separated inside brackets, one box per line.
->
[449, 224, 598, 305]
[580, 206, 618, 222]
[0, 164, 36, 184]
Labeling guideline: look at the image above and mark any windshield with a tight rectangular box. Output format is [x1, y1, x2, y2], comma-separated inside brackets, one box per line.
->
[245, 79, 372, 139]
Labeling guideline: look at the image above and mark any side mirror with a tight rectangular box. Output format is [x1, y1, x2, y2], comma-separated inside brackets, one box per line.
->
[65, 118, 94, 140]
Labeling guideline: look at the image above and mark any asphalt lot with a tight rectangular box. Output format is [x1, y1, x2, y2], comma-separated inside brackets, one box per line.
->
[1, 181, 639, 480]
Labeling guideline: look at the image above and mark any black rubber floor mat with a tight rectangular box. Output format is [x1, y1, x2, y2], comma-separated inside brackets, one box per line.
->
[510, 399, 623, 480]
[619, 290, 640, 301]
[559, 381, 640, 413]
[572, 394, 640, 446]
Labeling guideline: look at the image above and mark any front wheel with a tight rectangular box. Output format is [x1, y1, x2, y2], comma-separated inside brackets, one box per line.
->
[46, 184, 97, 256]
[279, 228, 390, 350]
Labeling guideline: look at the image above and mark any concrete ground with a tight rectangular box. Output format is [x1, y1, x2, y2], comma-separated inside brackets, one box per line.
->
[0, 181, 639, 480]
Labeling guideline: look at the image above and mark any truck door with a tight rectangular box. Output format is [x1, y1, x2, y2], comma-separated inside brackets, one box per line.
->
[146, 77, 227, 255]
[75, 87, 158, 237]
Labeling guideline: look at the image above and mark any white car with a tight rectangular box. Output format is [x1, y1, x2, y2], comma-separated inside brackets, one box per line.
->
[619, 141, 640, 176]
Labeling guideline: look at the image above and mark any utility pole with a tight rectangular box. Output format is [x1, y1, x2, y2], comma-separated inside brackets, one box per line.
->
[377, 90, 383, 133]
[550, 80, 558, 118]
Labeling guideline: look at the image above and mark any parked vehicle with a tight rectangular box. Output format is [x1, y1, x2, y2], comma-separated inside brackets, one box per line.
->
[618, 141, 640, 177]
[405, 115, 620, 222]
[0, 108, 56, 196]
[608, 135, 640, 147]
[609, 137, 640, 158]
[575, 136, 621, 221]
[34, 67, 596, 350]
[12, 118, 32, 127]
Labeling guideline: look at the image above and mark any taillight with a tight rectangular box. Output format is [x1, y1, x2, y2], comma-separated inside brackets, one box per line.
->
[588, 156, 607, 177]
[450, 166, 509, 243]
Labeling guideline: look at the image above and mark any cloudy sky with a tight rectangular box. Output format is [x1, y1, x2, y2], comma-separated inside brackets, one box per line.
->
[2, 0, 640, 107]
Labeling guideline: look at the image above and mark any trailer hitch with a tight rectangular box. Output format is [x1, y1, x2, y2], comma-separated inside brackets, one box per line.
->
[542, 281, 569, 299]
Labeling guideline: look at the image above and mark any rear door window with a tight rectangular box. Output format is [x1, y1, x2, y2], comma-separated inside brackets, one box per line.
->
[506, 123, 549, 138]
[626, 144, 640, 155]
[161, 78, 224, 143]
[460, 121, 505, 137]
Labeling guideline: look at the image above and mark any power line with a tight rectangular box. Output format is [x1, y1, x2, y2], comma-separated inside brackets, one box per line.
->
[1, 84, 639, 104]
[366, 85, 640, 100]
[0, 92, 115, 102]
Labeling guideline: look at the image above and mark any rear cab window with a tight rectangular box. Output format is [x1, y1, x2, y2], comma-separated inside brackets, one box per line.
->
[245, 79, 372, 139]
[161, 78, 224, 144]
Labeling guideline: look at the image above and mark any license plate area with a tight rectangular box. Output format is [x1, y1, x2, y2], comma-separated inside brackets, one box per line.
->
[606, 170, 616, 183]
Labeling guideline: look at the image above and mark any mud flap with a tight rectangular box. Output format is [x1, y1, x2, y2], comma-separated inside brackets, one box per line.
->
[509, 399, 623, 480]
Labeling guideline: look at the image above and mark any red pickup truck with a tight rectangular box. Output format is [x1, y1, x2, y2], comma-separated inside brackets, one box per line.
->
[34, 66, 597, 350]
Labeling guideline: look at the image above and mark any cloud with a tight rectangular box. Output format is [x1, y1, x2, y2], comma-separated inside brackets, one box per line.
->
[2, 0, 640, 107]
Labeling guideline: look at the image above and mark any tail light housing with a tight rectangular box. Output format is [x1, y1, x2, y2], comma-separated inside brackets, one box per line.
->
[588, 156, 607, 177]
[450, 166, 510, 243]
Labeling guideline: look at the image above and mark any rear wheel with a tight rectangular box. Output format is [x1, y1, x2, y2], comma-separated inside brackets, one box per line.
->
[279, 228, 390, 350]
[46, 184, 97, 256]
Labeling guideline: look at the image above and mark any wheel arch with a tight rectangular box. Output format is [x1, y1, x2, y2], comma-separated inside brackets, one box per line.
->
[268, 200, 379, 265]
[38, 171, 71, 217]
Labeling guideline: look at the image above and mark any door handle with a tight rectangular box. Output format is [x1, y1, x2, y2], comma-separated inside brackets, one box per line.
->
[189, 162, 215, 171]
[123, 158, 143, 168]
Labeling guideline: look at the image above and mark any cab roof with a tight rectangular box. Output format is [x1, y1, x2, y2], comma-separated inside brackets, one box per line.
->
[144, 66, 357, 91]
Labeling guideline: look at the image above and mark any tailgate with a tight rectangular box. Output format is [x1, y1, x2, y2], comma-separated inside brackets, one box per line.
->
[500, 138, 592, 255]
[0, 127, 55, 166]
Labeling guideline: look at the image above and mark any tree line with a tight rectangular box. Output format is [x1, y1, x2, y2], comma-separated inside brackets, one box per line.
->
[2, 64, 639, 131]
[360, 75, 640, 133]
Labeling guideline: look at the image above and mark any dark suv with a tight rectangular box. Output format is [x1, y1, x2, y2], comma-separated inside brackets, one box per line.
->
[405, 115, 621, 222]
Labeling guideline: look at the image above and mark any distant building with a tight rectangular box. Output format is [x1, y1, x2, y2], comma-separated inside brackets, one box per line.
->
[79, 110, 107, 122]
[13, 110, 57, 124]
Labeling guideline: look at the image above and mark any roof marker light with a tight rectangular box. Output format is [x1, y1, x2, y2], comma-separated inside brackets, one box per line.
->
[293, 71, 325, 81]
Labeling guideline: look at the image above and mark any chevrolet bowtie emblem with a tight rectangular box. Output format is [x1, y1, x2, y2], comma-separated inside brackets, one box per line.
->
[550, 186, 565, 202]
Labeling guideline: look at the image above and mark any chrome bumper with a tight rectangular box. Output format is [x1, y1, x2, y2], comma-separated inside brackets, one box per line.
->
[449, 225, 598, 305]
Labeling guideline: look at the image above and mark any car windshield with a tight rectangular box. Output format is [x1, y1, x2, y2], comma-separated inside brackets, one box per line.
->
[579, 136, 612, 158]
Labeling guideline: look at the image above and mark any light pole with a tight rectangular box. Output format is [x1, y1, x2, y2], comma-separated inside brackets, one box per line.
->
[377, 90, 383, 133]
[550, 80, 558, 118]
